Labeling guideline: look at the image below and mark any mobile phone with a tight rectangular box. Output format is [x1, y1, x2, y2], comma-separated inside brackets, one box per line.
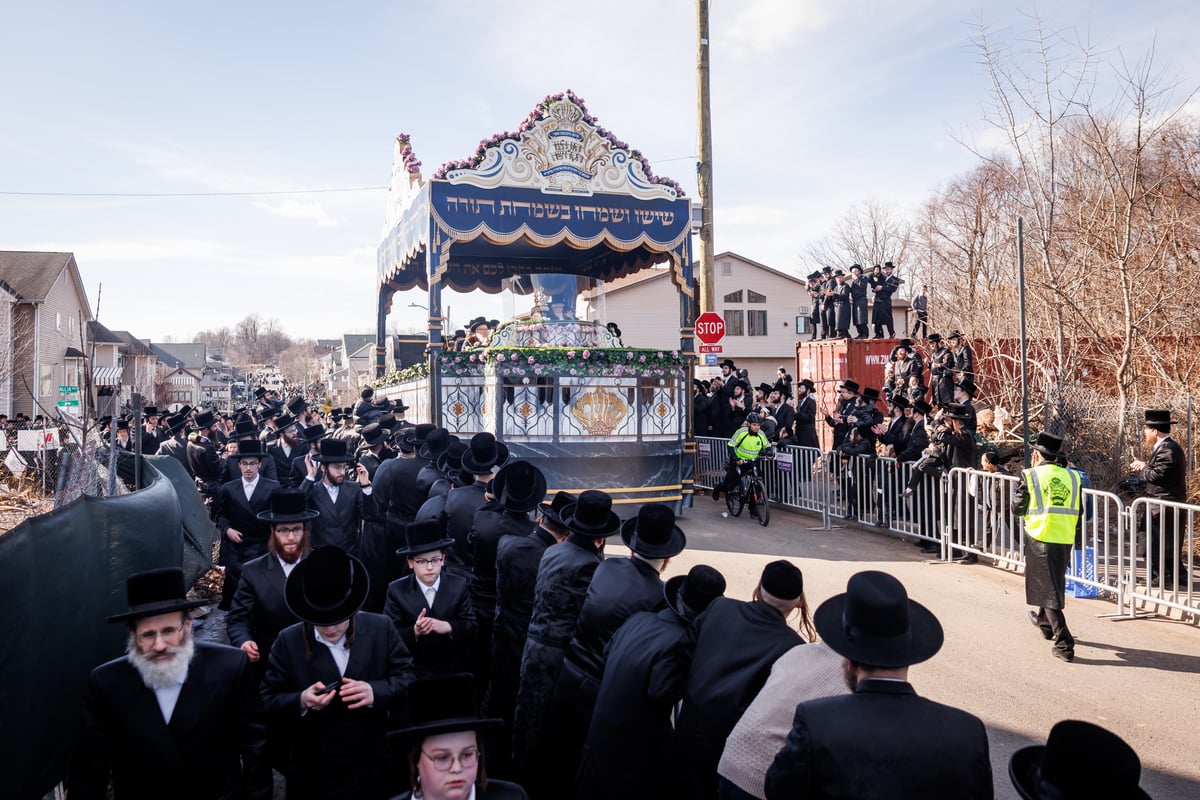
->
[315, 678, 343, 696]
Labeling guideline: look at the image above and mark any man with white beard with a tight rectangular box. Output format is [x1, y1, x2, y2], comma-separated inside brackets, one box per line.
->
[68, 567, 270, 800]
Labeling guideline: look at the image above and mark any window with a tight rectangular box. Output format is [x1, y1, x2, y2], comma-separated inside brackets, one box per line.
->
[747, 289, 767, 303]
[56, 312, 62, 331]
[720, 261, 732, 276]
[723, 290, 743, 303]
[748, 310, 768, 336]
[724, 309, 745, 336]
[69, 315, 75, 335]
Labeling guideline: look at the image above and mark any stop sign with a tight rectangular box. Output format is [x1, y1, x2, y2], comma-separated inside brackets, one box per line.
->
[696, 312, 725, 344]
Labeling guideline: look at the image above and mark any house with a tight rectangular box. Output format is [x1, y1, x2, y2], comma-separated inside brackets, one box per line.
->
[0, 252, 94, 418]
[160, 366, 203, 409]
[109, 330, 158, 410]
[86, 320, 125, 417]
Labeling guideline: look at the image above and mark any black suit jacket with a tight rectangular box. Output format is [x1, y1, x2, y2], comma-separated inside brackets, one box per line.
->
[303, 477, 377, 554]
[68, 642, 269, 800]
[216, 477, 281, 547]
[391, 779, 529, 800]
[383, 571, 477, 677]
[1142, 436, 1187, 501]
[156, 436, 192, 476]
[260, 612, 414, 800]
[186, 436, 224, 488]
[765, 679, 993, 800]
[266, 441, 302, 488]
[227, 552, 301, 663]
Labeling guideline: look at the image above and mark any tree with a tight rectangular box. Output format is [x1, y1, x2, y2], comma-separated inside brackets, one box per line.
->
[803, 198, 912, 270]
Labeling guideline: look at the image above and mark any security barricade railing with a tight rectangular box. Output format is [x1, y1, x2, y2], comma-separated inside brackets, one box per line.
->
[693, 440, 1200, 620]
[1127, 497, 1197, 617]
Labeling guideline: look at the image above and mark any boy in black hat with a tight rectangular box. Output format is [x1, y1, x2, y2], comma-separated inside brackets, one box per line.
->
[765, 571, 991, 799]
[68, 568, 270, 799]
[384, 520, 478, 679]
[260, 547, 414, 800]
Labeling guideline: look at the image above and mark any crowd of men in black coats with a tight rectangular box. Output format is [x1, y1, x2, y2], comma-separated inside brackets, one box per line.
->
[805, 261, 904, 340]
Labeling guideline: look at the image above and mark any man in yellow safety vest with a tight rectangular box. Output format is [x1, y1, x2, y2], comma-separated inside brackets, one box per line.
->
[1013, 432, 1082, 662]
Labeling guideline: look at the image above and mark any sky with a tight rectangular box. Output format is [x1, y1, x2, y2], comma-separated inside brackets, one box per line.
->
[1, 1, 1197, 343]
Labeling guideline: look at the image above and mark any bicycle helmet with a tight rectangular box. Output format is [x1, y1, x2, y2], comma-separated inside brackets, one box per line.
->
[746, 413, 762, 424]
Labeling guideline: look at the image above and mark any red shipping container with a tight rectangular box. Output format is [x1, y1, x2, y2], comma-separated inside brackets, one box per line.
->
[795, 338, 911, 450]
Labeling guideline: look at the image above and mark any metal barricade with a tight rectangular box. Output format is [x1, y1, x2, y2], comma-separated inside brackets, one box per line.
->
[693, 437, 829, 527]
[1126, 497, 1197, 617]
[943, 468, 1022, 568]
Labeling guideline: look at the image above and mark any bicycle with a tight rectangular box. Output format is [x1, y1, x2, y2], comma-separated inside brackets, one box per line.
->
[725, 454, 771, 526]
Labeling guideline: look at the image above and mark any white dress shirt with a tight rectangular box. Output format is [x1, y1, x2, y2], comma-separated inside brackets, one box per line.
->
[314, 629, 349, 676]
[154, 682, 184, 723]
[242, 476, 259, 502]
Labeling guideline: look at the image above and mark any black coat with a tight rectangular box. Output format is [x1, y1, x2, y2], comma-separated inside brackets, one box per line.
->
[1013, 468, 1082, 610]
[765, 680, 993, 800]
[485, 526, 557, 723]
[227, 552, 301, 669]
[156, 436, 192, 476]
[954, 343, 975, 379]
[265, 441, 303, 489]
[1141, 436, 1187, 501]
[186, 436, 224, 492]
[216, 478, 280, 554]
[383, 571, 477, 678]
[68, 643, 270, 800]
[391, 779, 529, 800]
[575, 606, 691, 800]
[512, 535, 602, 770]
[692, 391, 712, 437]
[772, 402, 795, 441]
[651, 598, 805, 800]
[897, 418, 929, 463]
[469, 504, 536, 678]
[303, 477, 378, 554]
[443, 481, 491, 570]
[260, 612, 414, 800]
[222, 453, 279, 485]
[793, 395, 819, 449]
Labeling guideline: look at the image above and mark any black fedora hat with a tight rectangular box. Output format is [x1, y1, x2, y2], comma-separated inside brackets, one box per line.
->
[1143, 409, 1175, 432]
[106, 567, 208, 623]
[392, 398, 410, 414]
[231, 418, 258, 439]
[286, 396, 308, 416]
[562, 490, 621, 538]
[890, 395, 910, 409]
[229, 439, 266, 461]
[467, 316, 491, 333]
[273, 411, 298, 432]
[404, 422, 436, 447]
[192, 409, 216, 429]
[491, 460, 548, 513]
[946, 329, 965, 339]
[719, 358, 736, 370]
[387, 673, 504, 744]
[620, 503, 687, 559]
[1009, 720, 1150, 800]
[756, 382, 773, 396]
[942, 402, 971, 421]
[860, 387, 880, 404]
[313, 438, 355, 464]
[815, 570, 944, 668]
[417, 428, 454, 461]
[927, 333, 943, 343]
[397, 519, 456, 557]
[896, 338, 914, 349]
[164, 413, 189, 434]
[300, 424, 327, 444]
[142, 406, 159, 417]
[665, 564, 727, 620]
[436, 439, 469, 475]
[257, 489, 320, 523]
[838, 379, 860, 394]
[956, 378, 978, 397]
[1032, 432, 1064, 460]
[798, 378, 815, 392]
[912, 399, 933, 416]
[285, 546, 369, 626]
[538, 490, 575, 528]
[460, 431, 509, 474]
[359, 422, 387, 449]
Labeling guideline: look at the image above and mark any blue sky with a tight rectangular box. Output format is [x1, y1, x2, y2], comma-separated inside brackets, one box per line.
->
[1, 1, 1196, 342]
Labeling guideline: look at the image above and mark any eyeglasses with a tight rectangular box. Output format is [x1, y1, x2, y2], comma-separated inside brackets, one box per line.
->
[421, 747, 479, 771]
[137, 625, 184, 644]
[413, 556, 444, 567]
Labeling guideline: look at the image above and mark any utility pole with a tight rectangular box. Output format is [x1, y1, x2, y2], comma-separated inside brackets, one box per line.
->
[696, 0, 715, 313]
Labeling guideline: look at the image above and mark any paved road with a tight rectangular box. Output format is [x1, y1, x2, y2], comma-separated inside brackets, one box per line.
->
[673, 500, 1200, 799]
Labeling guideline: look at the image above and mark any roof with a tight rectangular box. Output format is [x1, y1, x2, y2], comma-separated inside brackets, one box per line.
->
[586, 265, 672, 298]
[108, 330, 154, 356]
[714, 251, 808, 286]
[342, 333, 375, 357]
[87, 319, 124, 345]
[0, 251, 76, 302]
[150, 342, 208, 369]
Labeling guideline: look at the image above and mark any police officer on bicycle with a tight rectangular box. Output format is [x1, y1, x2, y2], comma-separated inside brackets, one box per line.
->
[713, 413, 772, 501]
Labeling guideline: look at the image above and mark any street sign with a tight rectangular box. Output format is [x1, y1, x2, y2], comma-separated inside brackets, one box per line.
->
[59, 385, 78, 394]
[698, 344, 723, 354]
[695, 312, 725, 344]
[703, 354, 718, 366]
[56, 400, 80, 408]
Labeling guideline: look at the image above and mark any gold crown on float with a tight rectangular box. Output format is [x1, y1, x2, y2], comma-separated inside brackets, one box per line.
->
[571, 389, 627, 436]
[550, 101, 583, 127]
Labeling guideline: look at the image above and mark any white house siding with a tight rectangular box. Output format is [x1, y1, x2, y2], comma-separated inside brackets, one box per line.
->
[586, 273, 683, 352]
[32, 268, 91, 416]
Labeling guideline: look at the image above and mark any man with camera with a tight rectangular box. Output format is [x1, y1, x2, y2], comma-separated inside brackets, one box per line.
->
[302, 437, 377, 555]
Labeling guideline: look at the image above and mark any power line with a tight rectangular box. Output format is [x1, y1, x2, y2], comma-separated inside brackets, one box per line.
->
[0, 186, 388, 198]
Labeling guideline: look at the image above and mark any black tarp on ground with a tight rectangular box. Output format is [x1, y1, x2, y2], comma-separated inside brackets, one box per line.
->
[0, 455, 216, 799]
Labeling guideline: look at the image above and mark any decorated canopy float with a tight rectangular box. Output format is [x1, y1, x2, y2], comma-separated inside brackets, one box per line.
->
[374, 91, 698, 509]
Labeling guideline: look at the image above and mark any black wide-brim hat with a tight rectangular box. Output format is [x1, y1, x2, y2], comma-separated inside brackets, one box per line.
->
[285, 546, 370, 626]
[192, 409, 216, 429]
[665, 564, 727, 619]
[397, 519, 457, 557]
[460, 432, 510, 474]
[620, 503, 686, 558]
[1009, 720, 1150, 800]
[538, 490, 574, 528]
[562, 490, 621, 538]
[814, 570, 944, 668]
[838, 380, 860, 394]
[359, 422, 387, 448]
[1143, 409, 1175, 432]
[107, 567, 208, 623]
[1032, 432, 1064, 459]
[300, 424, 327, 444]
[387, 673, 504, 745]
[257, 489, 320, 523]
[491, 460, 547, 513]
[313, 437, 355, 464]
[418, 428, 454, 461]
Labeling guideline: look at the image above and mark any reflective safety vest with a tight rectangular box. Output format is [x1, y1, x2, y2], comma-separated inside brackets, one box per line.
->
[1022, 464, 1081, 544]
[729, 428, 770, 461]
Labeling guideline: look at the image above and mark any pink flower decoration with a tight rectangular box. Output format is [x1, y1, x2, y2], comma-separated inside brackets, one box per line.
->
[639, 355, 647, 363]
[567, 350, 575, 359]
[626, 352, 634, 360]
[527, 356, 535, 364]
[495, 353, 505, 362]
[582, 349, 591, 359]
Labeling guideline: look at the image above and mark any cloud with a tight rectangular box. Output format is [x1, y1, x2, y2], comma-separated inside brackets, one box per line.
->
[724, 0, 841, 56]
[252, 197, 338, 228]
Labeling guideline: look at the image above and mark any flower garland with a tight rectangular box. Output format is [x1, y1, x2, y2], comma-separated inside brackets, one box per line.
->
[396, 133, 422, 175]
[476, 346, 686, 378]
[374, 360, 429, 389]
[432, 91, 686, 197]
